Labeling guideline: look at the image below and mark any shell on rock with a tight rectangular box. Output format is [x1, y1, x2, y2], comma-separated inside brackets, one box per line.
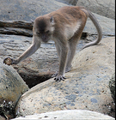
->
[3, 57, 12, 65]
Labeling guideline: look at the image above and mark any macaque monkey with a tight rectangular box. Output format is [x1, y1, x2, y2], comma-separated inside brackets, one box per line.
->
[4, 6, 102, 81]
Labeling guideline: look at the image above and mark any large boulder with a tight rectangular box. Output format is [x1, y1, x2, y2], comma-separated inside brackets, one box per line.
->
[15, 37, 115, 117]
[0, 0, 66, 21]
[12, 110, 115, 120]
[77, 0, 115, 19]
[0, 58, 29, 118]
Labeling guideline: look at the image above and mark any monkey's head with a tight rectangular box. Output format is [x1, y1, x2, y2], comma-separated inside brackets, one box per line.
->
[34, 16, 55, 43]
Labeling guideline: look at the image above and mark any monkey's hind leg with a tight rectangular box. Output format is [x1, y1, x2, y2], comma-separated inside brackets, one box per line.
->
[65, 36, 80, 73]
[54, 41, 68, 81]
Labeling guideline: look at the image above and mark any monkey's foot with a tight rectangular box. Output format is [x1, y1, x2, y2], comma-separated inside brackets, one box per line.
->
[54, 75, 66, 82]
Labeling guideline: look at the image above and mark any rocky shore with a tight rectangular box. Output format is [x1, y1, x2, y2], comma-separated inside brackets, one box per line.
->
[0, 0, 115, 119]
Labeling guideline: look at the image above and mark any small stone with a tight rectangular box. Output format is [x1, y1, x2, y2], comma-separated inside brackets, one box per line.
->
[3, 57, 12, 65]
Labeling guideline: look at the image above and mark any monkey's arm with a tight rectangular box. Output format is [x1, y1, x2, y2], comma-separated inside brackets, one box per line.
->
[4, 36, 41, 65]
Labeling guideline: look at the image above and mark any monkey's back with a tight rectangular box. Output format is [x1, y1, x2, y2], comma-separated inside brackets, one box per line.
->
[46, 6, 87, 39]
[48, 6, 87, 25]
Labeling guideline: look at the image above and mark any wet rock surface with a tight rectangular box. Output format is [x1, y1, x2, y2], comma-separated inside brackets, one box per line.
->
[15, 37, 115, 118]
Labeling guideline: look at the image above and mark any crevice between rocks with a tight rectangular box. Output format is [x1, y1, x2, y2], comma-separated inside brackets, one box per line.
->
[13, 66, 54, 88]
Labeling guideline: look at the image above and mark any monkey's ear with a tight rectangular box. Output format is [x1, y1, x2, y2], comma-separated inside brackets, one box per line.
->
[50, 16, 55, 25]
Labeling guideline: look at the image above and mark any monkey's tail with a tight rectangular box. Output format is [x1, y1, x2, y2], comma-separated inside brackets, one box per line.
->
[81, 9, 102, 49]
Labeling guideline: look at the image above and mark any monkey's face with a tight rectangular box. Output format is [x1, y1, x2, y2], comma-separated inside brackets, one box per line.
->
[36, 30, 52, 43]
[34, 16, 55, 43]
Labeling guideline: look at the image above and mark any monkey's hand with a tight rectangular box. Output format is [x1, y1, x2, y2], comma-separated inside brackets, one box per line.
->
[3, 57, 18, 66]
[54, 74, 66, 82]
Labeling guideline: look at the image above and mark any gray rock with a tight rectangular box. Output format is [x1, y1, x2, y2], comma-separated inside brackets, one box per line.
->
[0, 0, 66, 21]
[109, 73, 115, 102]
[77, 0, 115, 19]
[0, 58, 29, 118]
[15, 37, 115, 117]
[11, 110, 115, 120]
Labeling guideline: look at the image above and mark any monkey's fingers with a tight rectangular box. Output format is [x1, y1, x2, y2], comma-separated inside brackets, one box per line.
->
[54, 75, 66, 82]
[3, 57, 13, 66]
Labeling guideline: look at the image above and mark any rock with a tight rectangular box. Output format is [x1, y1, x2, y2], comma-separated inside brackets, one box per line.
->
[0, 58, 29, 119]
[0, 0, 66, 21]
[55, 0, 78, 5]
[0, 27, 32, 37]
[77, 0, 115, 19]
[109, 73, 115, 102]
[15, 37, 115, 117]
[0, 0, 66, 37]
[0, 20, 33, 30]
[11, 110, 115, 120]
[0, 20, 33, 37]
